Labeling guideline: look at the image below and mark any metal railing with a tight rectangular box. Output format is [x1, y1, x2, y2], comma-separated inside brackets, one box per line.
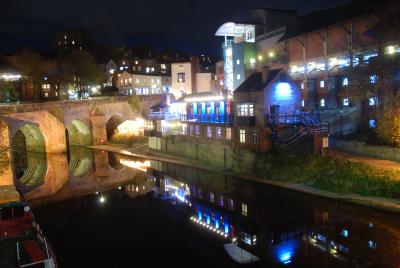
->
[180, 114, 234, 125]
[148, 112, 180, 120]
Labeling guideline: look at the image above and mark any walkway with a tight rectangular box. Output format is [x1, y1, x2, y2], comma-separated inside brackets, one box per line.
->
[331, 150, 400, 173]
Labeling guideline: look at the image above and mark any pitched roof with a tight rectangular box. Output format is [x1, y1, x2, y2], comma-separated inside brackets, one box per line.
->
[234, 69, 282, 93]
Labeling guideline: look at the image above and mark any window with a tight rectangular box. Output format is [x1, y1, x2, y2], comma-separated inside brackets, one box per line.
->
[146, 67, 150, 73]
[301, 99, 305, 107]
[252, 130, 258, 144]
[236, 59, 240, 65]
[241, 232, 257, 246]
[216, 127, 222, 139]
[236, 74, 241, 80]
[320, 80, 325, 88]
[320, 99, 325, 107]
[228, 198, 234, 210]
[239, 129, 246, 143]
[219, 196, 224, 206]
[226, 128, 232, 140]
[161, 64, 166, 69]
[178, 72, 186, 82]
[342, 77, 349, 86]
[206, 126, 212, 138]
[237, 103, 254, 116]
[343, 98, 349, 106]
[369, 97, 376, 106]
[189, 125, 194, 136]
[341, 229, 349, 238]
[241, 203, 248, 216]
[369, 119, 376, 128]
[151, 67, 154, 72]
[209, 192, 214, 203]
[249, 58, 256, 64]
[370, 74, 378, 84]
[368, 240, 377, 249]
[301, 82, 304, 89]
[195, 125, 200, 137]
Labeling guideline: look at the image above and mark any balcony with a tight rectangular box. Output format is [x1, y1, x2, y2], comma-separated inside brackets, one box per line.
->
[181, 114, 233, 125]
[148, 112, 180, 120]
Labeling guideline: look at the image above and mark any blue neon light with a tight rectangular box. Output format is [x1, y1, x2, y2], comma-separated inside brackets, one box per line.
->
[273, 237, 300, 265]
[224, 223, 229, 234]
[276, 83, 291, 97]
[201, 102, 206, 115]
[198, 211, 202, 221]
[215, 220, 219, 229]
[210, 102, 215, 115]
[193, 103, 197, 114]
[206, 215, 211, 225]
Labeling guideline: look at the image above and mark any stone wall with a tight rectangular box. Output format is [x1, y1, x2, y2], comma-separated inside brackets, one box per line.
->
[330, 138, 400, 162]
[159, 135, 234, 169]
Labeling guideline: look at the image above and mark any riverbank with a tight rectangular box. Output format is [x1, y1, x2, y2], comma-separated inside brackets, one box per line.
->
[90, 144, 400, 214]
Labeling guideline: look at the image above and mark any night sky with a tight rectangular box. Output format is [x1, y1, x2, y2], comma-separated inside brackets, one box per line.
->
[1, 0, 350, 55]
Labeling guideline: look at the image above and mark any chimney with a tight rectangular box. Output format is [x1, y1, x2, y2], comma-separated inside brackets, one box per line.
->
[261, 66, 269, 83]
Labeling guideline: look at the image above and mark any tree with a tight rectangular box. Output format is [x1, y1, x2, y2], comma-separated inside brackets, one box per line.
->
[62, 50, 104, 98]
[0, 81, 18, 102]
[7, 48, 50, 101]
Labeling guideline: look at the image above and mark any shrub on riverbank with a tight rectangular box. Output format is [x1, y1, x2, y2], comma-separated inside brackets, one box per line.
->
[258, 153, 400, 199]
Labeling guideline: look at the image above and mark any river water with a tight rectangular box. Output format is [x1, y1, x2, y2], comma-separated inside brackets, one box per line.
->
[9, 147, 400, 268]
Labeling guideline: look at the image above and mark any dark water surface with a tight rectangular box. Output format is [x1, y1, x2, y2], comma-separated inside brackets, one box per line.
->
[11, 147, 400, 268]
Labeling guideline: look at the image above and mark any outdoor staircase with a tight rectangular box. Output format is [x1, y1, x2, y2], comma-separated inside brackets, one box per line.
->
[270, 112, 328, 147]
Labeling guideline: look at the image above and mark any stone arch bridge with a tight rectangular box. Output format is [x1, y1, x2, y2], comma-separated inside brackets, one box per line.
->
[0, 96, 163, 153]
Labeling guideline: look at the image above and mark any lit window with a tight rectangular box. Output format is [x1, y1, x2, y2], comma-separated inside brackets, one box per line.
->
[236, 59, 240, 65]
[206, 126, 212, 138]
[226, 128, 232, 140]
[216, 127, 222, 139]
[343, 98, 349, 106]
[251, 130, 258, 144]
[342, 77, 349, 86]
[320, 80, 325, 88]
[241, 203, 248, 216]
[228, 198, 234, 210]
[195, 125, 200, 137]
[301, 82, 304, 89]
[64, 35, 67, 39]
[151, 67, 154, 72]
[119, 67, 123, 70]
[369, 119, 376, 128]
[236, 74, 241, 80]
[341, 229, 349, 238]
[249, 58, 256, 64]
[178, 72, 186, 82]
[241, 232, 256, 246]
[189, 125, 194, 136]
[369, 97, 376, 106]
[301, 99, 305, 107]
[369, 74, 378, 84]
[368, 240, 377, 249]
[161, 64, 166, 69]
[239, 129, 246, 143]
[209, 192, 214, 203]
[386, 45, 396, 54]
[136, 78, 140, 84]
[320, 99, 325, 107]
[219, 80, 224, 86]
[72, 40, 75, 45]
[135, 60, 139, 65]
[237, 103, 254, 116]
[146, 67, 150, 73]
[219, 196, 224, 207]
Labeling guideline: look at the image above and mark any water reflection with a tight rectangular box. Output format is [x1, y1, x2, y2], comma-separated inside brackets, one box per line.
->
[12, 150, 47, 189]
[9, 150, 400, 268]
[148, 160, 400, 268]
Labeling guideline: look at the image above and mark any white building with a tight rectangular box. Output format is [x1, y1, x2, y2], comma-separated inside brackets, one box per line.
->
[117, 71, 171, 95]
[171, 62, 194, 98]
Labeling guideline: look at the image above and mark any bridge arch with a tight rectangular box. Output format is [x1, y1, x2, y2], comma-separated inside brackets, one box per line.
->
[68, 147, 94, 177]
[66, 119, 92, 146]
[106, 115, 125, 141]
[12, 151, 47, 188]
[11, 124, 46, 153]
